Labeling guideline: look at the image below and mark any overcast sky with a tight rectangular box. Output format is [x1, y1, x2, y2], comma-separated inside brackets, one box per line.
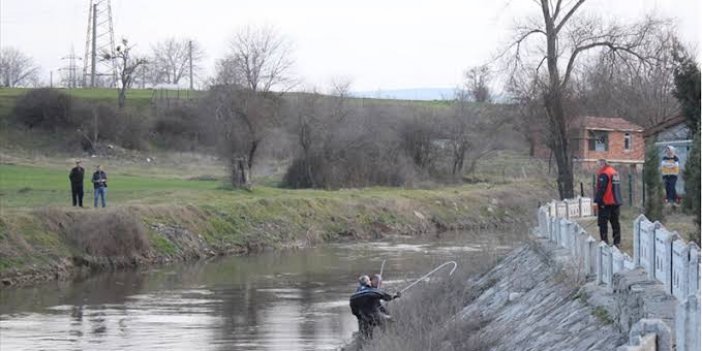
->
[1, 0, 699, 91]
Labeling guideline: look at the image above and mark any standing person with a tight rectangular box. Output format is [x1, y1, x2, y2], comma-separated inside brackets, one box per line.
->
[92, 164, 108, 208]
[369, 274, 393, 331]
[660, 145, 680, 205]
[68, 160, 84, 207]
[349, 275, 400, 341]
[594, 159, 622, 247]
[356, 275, 371, 292]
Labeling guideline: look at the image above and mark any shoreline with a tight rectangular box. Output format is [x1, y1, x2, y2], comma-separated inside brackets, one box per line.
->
[0, 182, 549, 289]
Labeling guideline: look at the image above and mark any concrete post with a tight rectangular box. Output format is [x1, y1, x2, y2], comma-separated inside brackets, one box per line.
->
[662, 231, 678, 294]
[633, 214, 647, 267]
[688, 244, 700, 295]
[612, 245, 624, 274]
[646, 222, 660, 281]
[586, 235, 597, 276]
[597, 241, 609, 286]
[583, 197, 593, 217]
[625, 319, 672, 351]
[559, 219, 568, 249]
[556, 201, 567, 218]
[569, 221, 578, 256]
[672, 238, 689, 300]
[675, 294, 700, 351]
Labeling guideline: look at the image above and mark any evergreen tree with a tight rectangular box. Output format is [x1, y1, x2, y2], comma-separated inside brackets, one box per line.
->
[672, 45, 701, 241]
[683, 128, 700, 242]
[672, 49, 701, 132]
[643, 141, 664, 222]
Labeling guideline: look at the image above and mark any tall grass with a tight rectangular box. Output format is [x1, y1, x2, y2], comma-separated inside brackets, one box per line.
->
[349, 228, 523, 351]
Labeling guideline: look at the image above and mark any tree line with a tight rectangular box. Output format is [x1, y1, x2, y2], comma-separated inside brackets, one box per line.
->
[6, 4, 701, 202]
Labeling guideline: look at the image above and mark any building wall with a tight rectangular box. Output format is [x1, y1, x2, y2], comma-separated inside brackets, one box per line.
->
[581, 129, 645, 163]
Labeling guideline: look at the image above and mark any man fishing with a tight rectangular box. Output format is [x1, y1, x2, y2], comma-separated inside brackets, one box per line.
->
[349, 273, 400, 341]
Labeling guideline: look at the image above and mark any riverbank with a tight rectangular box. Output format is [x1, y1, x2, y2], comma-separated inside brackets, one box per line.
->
[0, 167, 550, 287]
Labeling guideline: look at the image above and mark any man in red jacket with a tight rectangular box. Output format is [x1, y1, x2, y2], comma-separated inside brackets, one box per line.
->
[594, 159, 623, 247]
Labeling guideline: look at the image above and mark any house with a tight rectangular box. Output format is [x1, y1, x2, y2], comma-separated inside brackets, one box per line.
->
[533, 116, 645, 170]
[570, 116, 645, 169]
[644, 115, 692, 196]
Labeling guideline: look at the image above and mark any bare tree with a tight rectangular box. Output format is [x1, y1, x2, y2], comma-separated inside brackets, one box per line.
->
[575, 29, 680, 128]
[150, 38, 204, 85]
[505, 0, 667, 199]
[464, 65, 492, 103]
[212, 25, 295, 188]
[447, 89, 507, 176]
[0, 47, 40, 87]
[104, 39, 147, 108]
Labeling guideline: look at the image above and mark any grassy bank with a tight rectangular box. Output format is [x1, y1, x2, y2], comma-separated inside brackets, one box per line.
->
[0, 161, 551, 287]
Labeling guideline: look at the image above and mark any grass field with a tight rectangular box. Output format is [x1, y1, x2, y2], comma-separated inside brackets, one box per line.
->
[0, 155, 552, 284]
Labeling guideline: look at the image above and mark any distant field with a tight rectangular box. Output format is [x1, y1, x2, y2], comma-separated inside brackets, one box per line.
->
[0, 164, 222, 208]
[0, 87, 204, 120]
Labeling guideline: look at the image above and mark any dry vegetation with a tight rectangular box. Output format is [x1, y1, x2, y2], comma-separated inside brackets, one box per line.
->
[346, 234, 517, 351]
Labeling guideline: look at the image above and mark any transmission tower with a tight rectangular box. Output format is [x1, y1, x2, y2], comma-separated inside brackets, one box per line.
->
[82, 0, 117, 87]
[61, 47, 82, 88]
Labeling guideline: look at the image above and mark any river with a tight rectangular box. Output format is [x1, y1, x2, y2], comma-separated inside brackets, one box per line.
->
[0, 233, 512, 351]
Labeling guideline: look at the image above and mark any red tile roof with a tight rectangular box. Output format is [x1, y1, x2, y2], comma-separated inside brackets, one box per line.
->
[574, 116, 644, 132]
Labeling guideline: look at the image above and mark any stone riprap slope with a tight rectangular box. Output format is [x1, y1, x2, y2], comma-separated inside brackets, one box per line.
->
[455, 242, 627, 351]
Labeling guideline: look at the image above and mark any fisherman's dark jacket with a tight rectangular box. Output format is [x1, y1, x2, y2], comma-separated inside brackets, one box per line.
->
[349, 288, 394, 318]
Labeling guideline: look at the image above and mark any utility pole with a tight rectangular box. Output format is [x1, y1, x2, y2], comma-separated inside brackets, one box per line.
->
[189, 40, 194, 90]
[50, 71, 53, 88]
[90, 4, 97, 87]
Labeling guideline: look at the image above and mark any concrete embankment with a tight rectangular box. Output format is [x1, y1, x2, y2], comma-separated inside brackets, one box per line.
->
[438, 239, 676, 351]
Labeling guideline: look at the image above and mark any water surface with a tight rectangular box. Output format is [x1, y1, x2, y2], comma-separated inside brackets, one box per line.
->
[1, 233, 510, 350]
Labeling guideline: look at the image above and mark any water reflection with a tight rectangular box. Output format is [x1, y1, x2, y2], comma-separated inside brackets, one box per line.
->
[0, 232, 513, 350]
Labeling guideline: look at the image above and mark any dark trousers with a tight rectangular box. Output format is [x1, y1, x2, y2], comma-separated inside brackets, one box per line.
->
[357, 317, 373, 340]
[663, 175, 678, 203]
[597, 205, 621, 246]
[71, 184, 84, 207]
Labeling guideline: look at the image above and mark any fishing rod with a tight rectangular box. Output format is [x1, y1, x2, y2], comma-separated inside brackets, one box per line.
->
[379, 259, 386, 277]
[399, 261, 458, 294]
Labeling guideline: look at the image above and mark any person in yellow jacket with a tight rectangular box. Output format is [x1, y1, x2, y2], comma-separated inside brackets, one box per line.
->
[660, 145, 680, 205]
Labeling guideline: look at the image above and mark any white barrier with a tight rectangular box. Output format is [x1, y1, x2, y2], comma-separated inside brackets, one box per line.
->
[654, 227, 674, 292]
[535, 198, 700, 351]
[566, 198, 580, 218]
[580, 197, 593, 217]
[556, 201, 567, 218]
[676, 294, 701, 351]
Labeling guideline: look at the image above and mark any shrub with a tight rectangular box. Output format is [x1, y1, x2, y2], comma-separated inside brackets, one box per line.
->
[65, 210, 150, 258]
[12, 88, 72, 130]
[643, 141, 664, 222]
[683, 128, 700, 241]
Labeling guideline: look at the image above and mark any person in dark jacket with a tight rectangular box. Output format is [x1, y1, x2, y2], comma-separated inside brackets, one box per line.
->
[356, 275, 371, 292]
[370, 274, 393, 331]
[68, 160, 84, 207]
[92, 164, 108, 208]
[594, 159, 622, 246]
[350, 279, 400, 341]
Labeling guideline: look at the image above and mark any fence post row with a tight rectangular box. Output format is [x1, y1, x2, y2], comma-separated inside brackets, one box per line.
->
[536, 197, 700, 351]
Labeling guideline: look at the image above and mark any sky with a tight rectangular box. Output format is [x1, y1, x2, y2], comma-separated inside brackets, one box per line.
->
[1, 0, 700, 92]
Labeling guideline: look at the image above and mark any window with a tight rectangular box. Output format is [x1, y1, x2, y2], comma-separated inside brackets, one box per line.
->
[588, 130, 608, 152]
[624, 133, 632, 151]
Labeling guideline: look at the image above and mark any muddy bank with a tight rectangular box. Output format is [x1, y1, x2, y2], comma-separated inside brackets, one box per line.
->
[0, 183, 548, 288]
